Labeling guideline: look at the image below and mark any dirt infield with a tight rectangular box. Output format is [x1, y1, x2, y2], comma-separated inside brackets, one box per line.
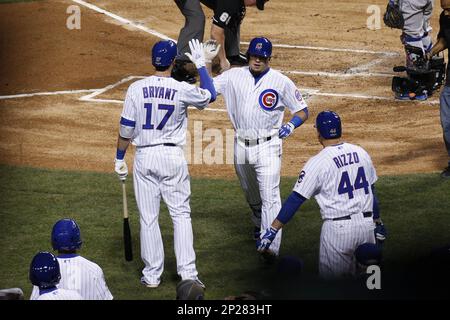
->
[0, 0, 447, 178]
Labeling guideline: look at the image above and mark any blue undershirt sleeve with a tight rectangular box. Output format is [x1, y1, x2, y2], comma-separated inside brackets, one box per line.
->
[276, 191, 307, 225]
[198, 66, 217, 103]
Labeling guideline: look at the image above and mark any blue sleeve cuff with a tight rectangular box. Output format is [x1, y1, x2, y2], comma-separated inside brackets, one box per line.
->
[198, 66, 217, 103]
[120, 117, 136, 127]
[289, 109, 307, 128]
[276, 191, 307, 224]
[116, 149, 126, 160]
[371, 184, 380, 219]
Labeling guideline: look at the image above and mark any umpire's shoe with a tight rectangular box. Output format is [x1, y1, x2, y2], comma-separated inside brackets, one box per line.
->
[227, 52, 248, 66]
[171, 60, 196, 84]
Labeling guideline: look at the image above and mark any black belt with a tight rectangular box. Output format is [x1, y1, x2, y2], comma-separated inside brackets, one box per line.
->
[243, 136, 272, 147]
[332, 212, 372, 221]
[137, 143, 176, 149]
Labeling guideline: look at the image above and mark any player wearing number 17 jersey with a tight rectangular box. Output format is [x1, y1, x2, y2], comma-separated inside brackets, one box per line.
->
[114, 39, 217, 288]
[257, 110, 386, 279]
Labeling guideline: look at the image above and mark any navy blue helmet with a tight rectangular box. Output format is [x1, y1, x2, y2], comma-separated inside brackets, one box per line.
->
[29, 252, 61, 288]
[246, 37, 272, 59]
[315, 110, 342, 139]
[52, 218, 82, 251]
[152, 40, 177, 67]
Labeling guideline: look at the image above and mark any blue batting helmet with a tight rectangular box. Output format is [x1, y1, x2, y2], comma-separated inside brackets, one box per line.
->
[152, 40, 177, 67]
[246, 37, 272, 59]
[51, 218, 82, 251]
[355, 243, 382, 266]
[29, 252, 61, 288]
[315, 110, 342, 139]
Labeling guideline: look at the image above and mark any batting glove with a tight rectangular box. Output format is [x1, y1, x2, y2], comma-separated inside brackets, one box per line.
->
[203, 39, 221, 64]
[185, 39, 206, 69]
[374, 221, 387, 244]
[278, 122, 295, 139]
[114, 159, 128, 181]
[256, 227, 278, 252]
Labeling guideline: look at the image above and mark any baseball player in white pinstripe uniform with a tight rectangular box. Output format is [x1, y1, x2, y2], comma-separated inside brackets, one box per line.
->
[212, 37, 309, 260]
[114, 39, 217, 288]
[257, 110, 387, 279]
[29, 251, 83, 300]
[30, 219, 113, 300]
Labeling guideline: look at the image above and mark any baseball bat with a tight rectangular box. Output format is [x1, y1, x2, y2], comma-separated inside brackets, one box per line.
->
[122, 181, 133, 261]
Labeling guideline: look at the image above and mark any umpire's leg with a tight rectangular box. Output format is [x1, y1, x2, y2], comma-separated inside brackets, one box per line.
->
[224, 24, 241, 58]
[175, 0, 205, 62]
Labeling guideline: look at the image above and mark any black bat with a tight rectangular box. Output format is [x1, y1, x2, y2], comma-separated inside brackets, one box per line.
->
[122, 181, 133, 261]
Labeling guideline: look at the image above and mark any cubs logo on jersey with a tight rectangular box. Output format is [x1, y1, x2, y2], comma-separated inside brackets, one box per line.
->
[259, 89, 279, 111]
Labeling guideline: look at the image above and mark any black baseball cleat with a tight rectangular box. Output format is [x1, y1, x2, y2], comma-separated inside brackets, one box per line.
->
[441, 166, 450, 179]
[227, 52, 248, 66]
[260, 250, 278, 265]
[171, 61, 197, 84]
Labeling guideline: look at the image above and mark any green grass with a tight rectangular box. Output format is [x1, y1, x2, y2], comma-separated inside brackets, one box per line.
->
[0, 165, 449, 299]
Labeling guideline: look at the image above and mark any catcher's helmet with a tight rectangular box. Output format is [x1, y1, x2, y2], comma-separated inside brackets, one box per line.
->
[51, 218, 82, 251]
[355, 243, 382, 266]
[152, 40, 177, 68]
[176, 280, 205, 300]
[29, 252, 61, 288]
[315, 110, 342, 139]
[246, 37, 272, 59]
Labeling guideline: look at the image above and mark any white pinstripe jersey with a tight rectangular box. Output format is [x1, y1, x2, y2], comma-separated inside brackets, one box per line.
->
[30, 255, 113, 300]
[33, 288, 83, 300]
[121, 76, 211, 147]
[213, 67, 308, 139]
[293, 142, 378, 220]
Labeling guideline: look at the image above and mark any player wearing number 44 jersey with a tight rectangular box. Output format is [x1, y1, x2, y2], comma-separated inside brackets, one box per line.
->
[257, 111, 387, 279]
[114, 39, 218, 288]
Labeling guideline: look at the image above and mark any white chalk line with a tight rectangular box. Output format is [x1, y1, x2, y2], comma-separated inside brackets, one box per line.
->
[281, 69, 394, 78]
[1, 73, 438, 106]
[71, 0, 176, 42]
[79, 75, 144, 101]
[72, 0, 398, 57]
[0, 89, 97, 100]
[0, 2, 414, 105]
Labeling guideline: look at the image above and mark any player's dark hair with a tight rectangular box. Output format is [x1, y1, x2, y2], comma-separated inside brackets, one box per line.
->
[155, 66, 170, 72]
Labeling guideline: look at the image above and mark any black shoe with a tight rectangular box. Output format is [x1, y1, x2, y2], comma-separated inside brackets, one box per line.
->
[260, 250, 278, 265]
[171, 61, 196, 84]
[441, 166, 450, 179]
[227, 53, 248, 66]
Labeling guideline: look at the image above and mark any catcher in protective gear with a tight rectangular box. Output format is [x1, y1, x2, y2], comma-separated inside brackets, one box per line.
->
[176, 280, 205, 300]
[384, 0, 405, 29]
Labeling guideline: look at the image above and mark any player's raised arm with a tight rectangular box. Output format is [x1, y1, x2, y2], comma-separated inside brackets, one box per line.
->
[185, 38, 218, 103]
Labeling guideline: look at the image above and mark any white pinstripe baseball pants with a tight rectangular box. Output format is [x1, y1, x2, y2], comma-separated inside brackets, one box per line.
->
[133, 145, 198, 285]
[319, 214, 376, 279]
[234, 136, 283, 255]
